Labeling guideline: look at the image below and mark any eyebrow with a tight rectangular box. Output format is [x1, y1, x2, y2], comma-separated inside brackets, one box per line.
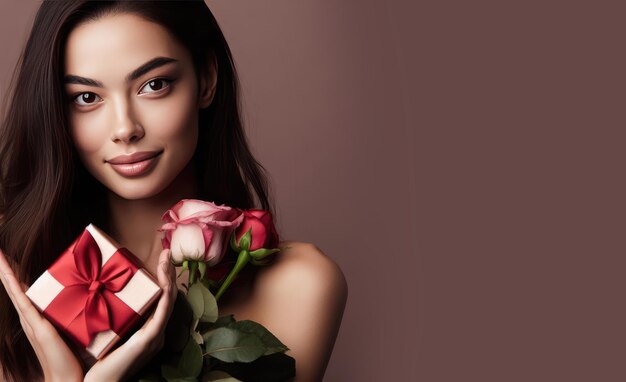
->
[63, 56, 179, 87]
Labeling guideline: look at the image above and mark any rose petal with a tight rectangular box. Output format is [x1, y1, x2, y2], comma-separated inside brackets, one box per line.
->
[237, 217, 263, 251]
[175, 199, 222, 220]
[202, 228, 215, 258]
[249, 209, 269, 221]
[170, 223, 206, 262]
[205, 229, 226, 266]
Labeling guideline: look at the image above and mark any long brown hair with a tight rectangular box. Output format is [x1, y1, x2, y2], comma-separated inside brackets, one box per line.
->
[0, 1, 275, 380]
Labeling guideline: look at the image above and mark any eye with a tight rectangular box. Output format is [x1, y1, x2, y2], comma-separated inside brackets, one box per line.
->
[139, 78, 173, 95]
[73, 92, 102, 107]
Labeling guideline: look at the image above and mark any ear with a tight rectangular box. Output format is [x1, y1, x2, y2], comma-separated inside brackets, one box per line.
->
[198, 55, 218, 109]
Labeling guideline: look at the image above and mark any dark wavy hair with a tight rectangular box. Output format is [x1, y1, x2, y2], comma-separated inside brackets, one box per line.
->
[0, 1, 275, 380]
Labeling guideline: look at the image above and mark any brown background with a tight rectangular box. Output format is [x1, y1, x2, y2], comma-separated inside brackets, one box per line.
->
[1, 1, 624, 381]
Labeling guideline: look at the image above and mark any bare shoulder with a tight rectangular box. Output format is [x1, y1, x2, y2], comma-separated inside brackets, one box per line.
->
[258, 240, 348, 299]
[252, 241, 348, 381]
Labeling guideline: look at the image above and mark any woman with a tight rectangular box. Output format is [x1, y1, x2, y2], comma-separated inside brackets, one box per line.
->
[0, 1, 348, 381]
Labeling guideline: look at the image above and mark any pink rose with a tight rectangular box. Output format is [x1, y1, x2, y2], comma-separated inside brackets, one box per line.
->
[159, 199, 243, 266]
[235, 209, 280, 251]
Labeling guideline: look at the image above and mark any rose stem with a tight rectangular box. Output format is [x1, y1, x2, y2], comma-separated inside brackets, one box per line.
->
[215, 250, 250, 301]
[189, 261, 198, 285]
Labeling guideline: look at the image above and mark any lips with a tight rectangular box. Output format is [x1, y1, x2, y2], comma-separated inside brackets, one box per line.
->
[107, 150, 163, 165]
[107, 150, 163, 177]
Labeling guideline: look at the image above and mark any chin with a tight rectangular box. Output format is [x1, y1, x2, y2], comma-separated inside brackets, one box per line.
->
[105, 178, 171, 201]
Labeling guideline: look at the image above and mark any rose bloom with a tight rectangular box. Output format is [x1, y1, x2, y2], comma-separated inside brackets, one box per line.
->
[159, 199, 243, 266]
[235, 209, 279, 251]
[205, 209, 280, 282]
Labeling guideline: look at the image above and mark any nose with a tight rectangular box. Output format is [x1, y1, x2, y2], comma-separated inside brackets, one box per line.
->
[110, 97, 145, 144]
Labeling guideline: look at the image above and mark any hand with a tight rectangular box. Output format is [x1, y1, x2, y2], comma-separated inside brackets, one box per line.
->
[84, 248, 178, 381]
[0, 248, 84, 382]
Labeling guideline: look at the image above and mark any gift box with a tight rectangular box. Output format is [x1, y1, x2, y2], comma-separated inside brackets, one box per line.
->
[25, 223, 162, 359]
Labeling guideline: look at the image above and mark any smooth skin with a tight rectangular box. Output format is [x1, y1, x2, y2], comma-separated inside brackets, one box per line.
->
[1, 11, 348, 382]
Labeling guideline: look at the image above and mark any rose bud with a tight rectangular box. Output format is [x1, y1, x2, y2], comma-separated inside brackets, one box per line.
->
[213, 209, 281, 301]
[234, 209, 280, 251]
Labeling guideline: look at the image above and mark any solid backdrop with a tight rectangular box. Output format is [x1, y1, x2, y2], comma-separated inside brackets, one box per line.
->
[2, 1, 625, 382]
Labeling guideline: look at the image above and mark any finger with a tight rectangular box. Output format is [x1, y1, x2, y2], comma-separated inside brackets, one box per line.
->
[1, 269, 40, 320]
[0, 247, 16, 281]
[0, 249, 45, 326]
[0, 250, 29, 293]
[156, 248, 177, 312]
[143, 250, 176, 333]
[0, 250, 48, 360]
[1, 272, 35, 336]
[0, 267, 32, 336]
[0, 249, 23, 308]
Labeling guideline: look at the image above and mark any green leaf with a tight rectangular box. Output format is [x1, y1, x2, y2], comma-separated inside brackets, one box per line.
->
[198, 262, 207, 279]
[250, 257, 272, 266]
[213, 314, 236, 327]
[230, 232, 238, 252]
[199, 283, 218, 323]
[187, 283, 204, 320]
[239, 228, 252, 251]
[226, 320, 288, 355]
[162, 364, 185, 381]
[248, 248, 280, 260]
[178, 337, 203, 378]
[204, 327, 266, 363]
[192, 317, 200, 332]
[178, 260, 189, 279]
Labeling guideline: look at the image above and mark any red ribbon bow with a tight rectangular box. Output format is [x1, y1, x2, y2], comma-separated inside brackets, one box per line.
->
[44, 230, 141, 347]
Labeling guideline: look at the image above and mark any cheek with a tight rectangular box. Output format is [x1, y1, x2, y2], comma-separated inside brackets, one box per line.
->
[141, 92, 198, 149]
[69, 113, 109, 155]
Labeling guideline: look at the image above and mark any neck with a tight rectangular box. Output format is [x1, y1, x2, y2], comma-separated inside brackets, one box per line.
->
[105, 161, 199, 263]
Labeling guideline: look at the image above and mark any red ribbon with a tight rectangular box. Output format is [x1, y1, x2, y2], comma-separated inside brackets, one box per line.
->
[44, 229, 141, 347]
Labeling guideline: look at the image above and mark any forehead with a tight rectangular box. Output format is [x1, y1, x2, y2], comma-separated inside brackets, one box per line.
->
[64, 12, 188, 78]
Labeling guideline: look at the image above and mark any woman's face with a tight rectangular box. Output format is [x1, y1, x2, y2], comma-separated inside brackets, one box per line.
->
[64, 13, 209, 200]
